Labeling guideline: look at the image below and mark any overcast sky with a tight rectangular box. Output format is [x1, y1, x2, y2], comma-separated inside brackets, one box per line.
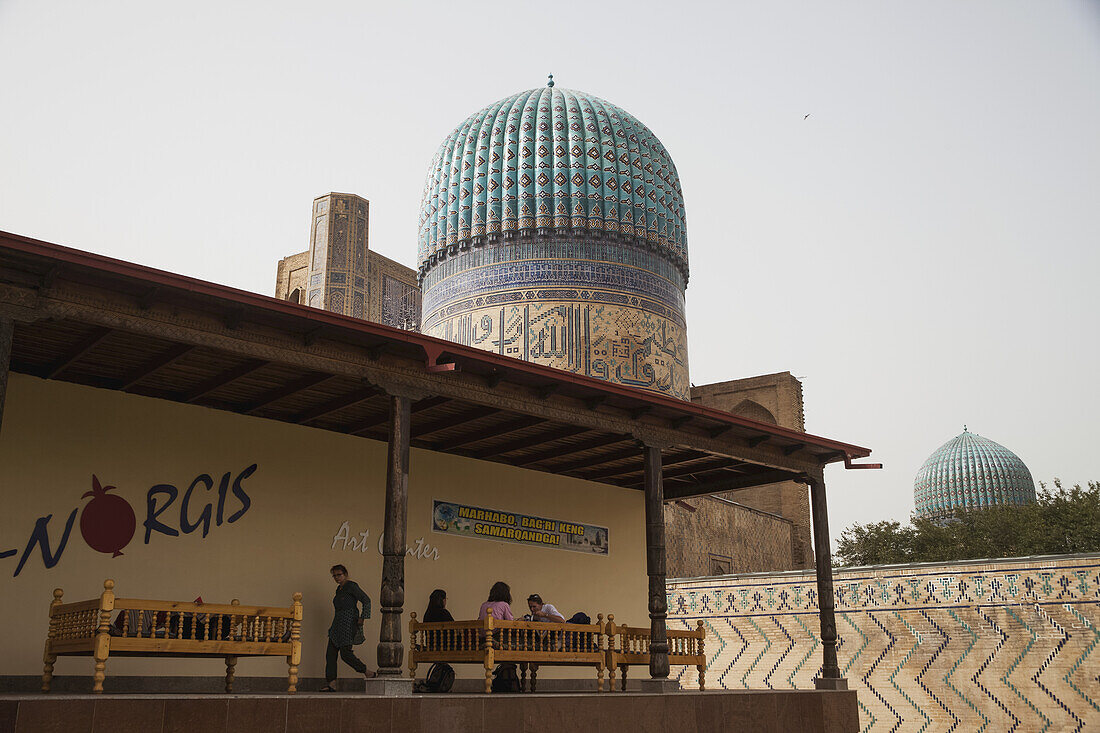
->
[1, 0, 1097, 534]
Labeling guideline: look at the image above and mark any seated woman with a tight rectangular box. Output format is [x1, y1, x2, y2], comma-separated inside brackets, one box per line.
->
[478, 581, 514, 621]
[424, 589, 454, 623]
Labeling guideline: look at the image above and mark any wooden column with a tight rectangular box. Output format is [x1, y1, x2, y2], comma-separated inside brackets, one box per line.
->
[0, 317, 12, 438]
[377, 392, 411, 676]
[643, 442, 670, 679]
[807, 472, 846, 689]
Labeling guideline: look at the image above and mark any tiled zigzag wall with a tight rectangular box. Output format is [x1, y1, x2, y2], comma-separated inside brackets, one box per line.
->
[667, 554, 1100, 732]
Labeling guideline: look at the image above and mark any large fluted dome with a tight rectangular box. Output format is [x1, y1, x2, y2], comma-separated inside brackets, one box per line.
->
[417, 86, 687, 278]
[913, 429, 1036, 520]
[416, 83, 691, 399]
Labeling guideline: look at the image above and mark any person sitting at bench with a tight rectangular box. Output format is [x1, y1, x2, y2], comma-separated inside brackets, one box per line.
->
[424, 589, 454, 623]
[478, 581, 514, 621]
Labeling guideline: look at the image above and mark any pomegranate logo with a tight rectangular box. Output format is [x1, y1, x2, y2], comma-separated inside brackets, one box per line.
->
[79, 475, 136, 558]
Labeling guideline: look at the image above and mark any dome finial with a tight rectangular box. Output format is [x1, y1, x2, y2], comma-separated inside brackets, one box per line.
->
[547, 73, 554, 88]
[963, 424, 968, 432]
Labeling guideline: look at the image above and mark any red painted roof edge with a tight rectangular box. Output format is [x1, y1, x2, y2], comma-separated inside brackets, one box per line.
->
[0, 229, 873, 461]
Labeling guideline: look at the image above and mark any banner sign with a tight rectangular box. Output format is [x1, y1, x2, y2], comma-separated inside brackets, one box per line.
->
[432, 500, 608, 555]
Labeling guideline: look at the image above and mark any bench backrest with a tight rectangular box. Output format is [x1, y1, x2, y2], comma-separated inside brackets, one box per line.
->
[605, 615, 706, 664]
[409, 614, 605, 657]
[46, 579, 303, 644]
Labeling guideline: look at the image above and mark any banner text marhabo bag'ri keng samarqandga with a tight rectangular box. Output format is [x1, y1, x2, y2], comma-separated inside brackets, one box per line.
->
[431, 500, 608, 555]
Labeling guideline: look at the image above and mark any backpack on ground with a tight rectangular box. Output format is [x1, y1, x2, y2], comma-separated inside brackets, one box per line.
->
[491, 663, 522, 693]
[414, 662, 455, 693]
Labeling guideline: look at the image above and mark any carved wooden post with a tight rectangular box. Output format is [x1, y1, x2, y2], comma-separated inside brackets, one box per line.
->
[287, 592, 302, 693]
[377, 392, 411, 675]
[0, 317, 13, 437]
[643, 442, 670, 679]
[92, 579, 115, 693]
[41, 587, 63, 692]
[806, 472, 846, 689]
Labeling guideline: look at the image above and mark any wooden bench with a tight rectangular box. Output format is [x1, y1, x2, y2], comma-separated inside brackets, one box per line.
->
[604, 615, 706, 691]
[41, 579, 303, 693]
[408, 614, 606, 693]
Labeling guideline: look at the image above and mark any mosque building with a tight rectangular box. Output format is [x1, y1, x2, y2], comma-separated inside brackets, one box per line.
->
[275, 79, 817, 576]
[913, 427, 1037, 520]
[416, 79, 689, 400]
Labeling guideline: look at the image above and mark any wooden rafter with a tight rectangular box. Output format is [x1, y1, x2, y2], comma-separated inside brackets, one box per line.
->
[412, 406, 500, 439]
[292, 386, 380, 424]
[242, 372, 334, 414]
[44, 326, 112, 379]
[435, 415, 542, 452]
[472, 424, 583, 460]
[119, 343, 195, 391]
[182, 358, 269, 403]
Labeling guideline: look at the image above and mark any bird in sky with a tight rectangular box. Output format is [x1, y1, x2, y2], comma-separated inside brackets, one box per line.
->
[804, 113, 811, 120]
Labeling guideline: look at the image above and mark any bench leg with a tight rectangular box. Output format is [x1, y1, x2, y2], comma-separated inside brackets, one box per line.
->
[698, 663, 705, 691]
[597, 664, 605, 693]
[225, 656, 237, 693]
[92, 656, 107, 694]
[530, 664, 538, 693]
[621, 664, 628, 692]
[484, 660, 493, 695]
[287, 655, 299, 694]
[608, 665, 616, 693]
[519, 662, 528, 692]
[41, 652, 55, 693]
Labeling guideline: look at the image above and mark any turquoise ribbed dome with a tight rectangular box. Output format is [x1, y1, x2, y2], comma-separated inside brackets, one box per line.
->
[416, 85, 687, 280]
[913, 429, 1036, 520]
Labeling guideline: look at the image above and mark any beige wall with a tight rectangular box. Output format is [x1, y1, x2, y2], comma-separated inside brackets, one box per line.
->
[0, 374, 647, 680]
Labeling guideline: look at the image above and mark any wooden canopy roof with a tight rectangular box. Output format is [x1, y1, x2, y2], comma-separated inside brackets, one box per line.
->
[0, 230, 878, 498]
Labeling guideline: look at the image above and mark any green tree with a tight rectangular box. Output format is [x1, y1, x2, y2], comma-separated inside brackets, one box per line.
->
[835, 479, 1100, 566]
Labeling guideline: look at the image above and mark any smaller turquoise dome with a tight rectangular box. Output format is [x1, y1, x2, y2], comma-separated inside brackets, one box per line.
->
[913, 429, 1036, 520]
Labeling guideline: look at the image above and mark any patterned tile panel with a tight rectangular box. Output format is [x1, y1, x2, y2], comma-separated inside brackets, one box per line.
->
[668, 555, 1100, 732]
[425, 300, 689, 400]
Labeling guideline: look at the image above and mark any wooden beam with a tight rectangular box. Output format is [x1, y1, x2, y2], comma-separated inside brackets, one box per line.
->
[784, 443, 804, 456]
[662, 468, 798, 500]
[509, 431, 627, 467]
[536, 383, 559, 400]
[469, 423, 580, 460]
[182, 358, 269, 403]
[435, 414, 541, 452]
[644, 443, 669, 679]
[119, 343, 195, 391]
[625, 459, 743, 487]
[584, 395, 608, 411]
[347, 395, 448, 435]
[747, 435, 769, 448]
[579, 457, 644, 481]
[44, 325, 112, 378]
[0, 318, 11, 437]
[583, 451, 708, 481]
[377, 393, 410, 676]
[556, 445, 640, 474]
[292, 386, 380, 424]
[242, 372, 333, 414]
[412, 406, 500, 439]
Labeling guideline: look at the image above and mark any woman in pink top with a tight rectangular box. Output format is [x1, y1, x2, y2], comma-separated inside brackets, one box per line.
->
[478, 581, 514, 620]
